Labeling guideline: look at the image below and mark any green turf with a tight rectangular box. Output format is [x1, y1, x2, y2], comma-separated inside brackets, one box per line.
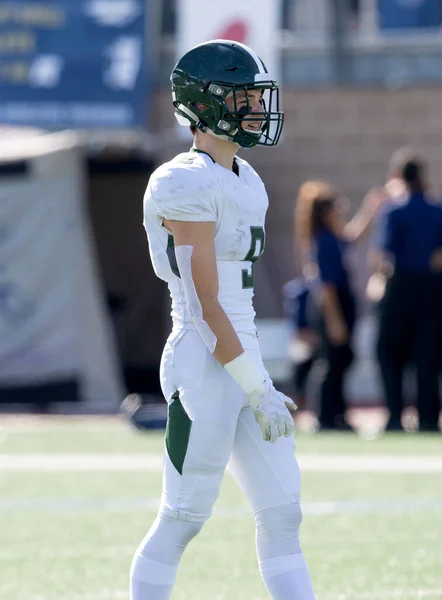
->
[1, 418, 442, 600]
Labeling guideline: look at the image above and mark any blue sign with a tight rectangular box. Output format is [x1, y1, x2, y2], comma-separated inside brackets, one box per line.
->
[378, 0, 442, 30]
[0, 1, 149, 129]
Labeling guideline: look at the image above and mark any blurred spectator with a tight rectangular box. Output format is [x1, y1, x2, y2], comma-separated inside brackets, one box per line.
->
[372, 148, 442, 433]
[295, 181, 385, 431]
[366, 176, 407, 306]
[282, 264, 321, 410]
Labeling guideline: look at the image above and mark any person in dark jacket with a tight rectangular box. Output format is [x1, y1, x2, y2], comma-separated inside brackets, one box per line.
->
[374, 148, 442, 432]
[295, 181, 385, 431]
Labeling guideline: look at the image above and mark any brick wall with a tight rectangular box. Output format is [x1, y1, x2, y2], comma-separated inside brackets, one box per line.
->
[152, 87, 442, 317]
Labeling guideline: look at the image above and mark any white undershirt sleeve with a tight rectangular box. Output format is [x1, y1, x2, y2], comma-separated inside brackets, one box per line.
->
[174, 244, 217, 353]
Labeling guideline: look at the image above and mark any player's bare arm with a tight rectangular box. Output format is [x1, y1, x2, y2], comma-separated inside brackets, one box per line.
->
[163, 218, 244, 366]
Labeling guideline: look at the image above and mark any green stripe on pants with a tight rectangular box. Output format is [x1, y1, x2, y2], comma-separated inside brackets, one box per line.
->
[166, 392, 192, 475]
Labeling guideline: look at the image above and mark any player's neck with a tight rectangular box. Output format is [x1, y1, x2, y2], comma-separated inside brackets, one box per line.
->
[193, 132, 238, 172]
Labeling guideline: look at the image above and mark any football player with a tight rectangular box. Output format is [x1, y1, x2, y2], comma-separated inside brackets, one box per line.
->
[131, 40, 316, 600]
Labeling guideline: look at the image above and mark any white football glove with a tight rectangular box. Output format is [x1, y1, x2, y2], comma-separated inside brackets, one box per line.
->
[248, 381, 297, 443]
[224, 352, 297, 443]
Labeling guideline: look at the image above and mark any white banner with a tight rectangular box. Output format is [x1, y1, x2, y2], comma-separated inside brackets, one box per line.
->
[0, 133, 123, 410]
[176, 0, 281, 80]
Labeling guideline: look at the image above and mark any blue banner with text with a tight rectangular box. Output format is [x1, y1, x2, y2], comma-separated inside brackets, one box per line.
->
[0, 1, 148, 129]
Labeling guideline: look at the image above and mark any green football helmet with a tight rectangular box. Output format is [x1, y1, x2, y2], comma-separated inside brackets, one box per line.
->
[171, 39, 284, 149]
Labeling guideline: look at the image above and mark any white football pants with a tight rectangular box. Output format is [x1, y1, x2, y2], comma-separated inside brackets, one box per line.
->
[130, 328, 315, 600]
[159, 328, 301, 518]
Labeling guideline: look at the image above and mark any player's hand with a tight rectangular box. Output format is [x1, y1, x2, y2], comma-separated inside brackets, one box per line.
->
[248, 382, 297, 443]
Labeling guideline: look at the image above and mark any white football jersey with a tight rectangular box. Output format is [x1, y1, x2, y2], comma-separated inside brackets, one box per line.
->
[143, 148, 268, 333]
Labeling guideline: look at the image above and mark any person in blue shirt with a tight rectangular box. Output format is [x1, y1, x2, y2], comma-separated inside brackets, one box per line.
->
[295, 181, 385, 431]
[282, 266, 321, 411]
[375, 148, 442, 432]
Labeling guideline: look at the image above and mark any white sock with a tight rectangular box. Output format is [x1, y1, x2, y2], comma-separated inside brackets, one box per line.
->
[130, 555, 177, 600]
[259, 553, 316, 600]
[131, 582, 173, 600]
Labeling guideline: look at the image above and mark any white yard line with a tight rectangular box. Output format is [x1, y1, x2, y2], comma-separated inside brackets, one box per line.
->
[0, 454, 164, 471]
[0, 496, 442, 516]
[299, 454, 442, 473]
[1, 453, 442, 472]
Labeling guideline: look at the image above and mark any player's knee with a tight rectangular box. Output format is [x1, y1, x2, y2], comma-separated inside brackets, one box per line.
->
[134, 511, 207, 564]
[255, 503, 303, 560]
[165, 513, 206, 548]
[156, 511, 207, 551]
[256, 503, 303, 539]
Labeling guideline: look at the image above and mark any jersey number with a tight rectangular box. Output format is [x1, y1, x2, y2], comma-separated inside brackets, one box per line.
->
[242, 226, 265, 289]
[167, 227, 265, 289]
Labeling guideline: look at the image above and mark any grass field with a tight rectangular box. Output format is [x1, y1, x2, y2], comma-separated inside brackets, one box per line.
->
[1, 415, 442, 600]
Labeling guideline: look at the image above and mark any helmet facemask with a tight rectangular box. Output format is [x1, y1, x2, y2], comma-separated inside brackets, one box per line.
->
[220, 83, 284, 148]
